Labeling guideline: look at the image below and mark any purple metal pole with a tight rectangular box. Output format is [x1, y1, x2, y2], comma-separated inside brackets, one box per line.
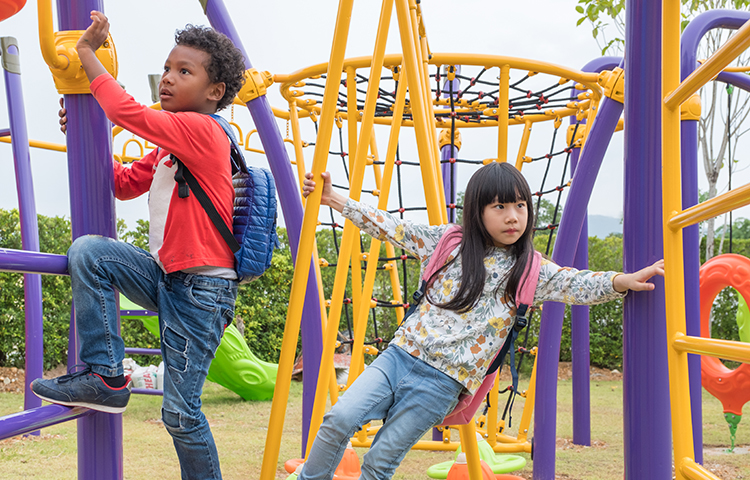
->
[681, 10, 750, 463]
[623, 2, 670, 479]
[202, 0, 324, 455]
[569, 57, 621, 447]
[0, 248, 68, 275]
[441, 67, 460, 223]
[570, 148, 591, 447]
[57, 2, 122, 479]
[0, 405, 94, 441]
[441, 144, 458, 223]
[2, 38, 44, 416]
[533, 92, 623, 479]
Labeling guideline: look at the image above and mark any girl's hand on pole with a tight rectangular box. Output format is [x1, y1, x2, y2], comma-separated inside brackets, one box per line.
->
[613, 259, 665, 293]
[303, 171, 347, 213]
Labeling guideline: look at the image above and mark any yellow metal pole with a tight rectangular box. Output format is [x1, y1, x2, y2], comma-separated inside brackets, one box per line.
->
[458, 423, 485, 480]
[306, 0, 395, 451]
[515, 348, 537, 444]
[661, 2, 694, 479]
[665, 17, 750, 110]
[37, 0, 68, 70]
[672, 333, 750, 364]
[485, 377, 499, 447]
[289, 101, 308, 191]
[395, 0, 443, 225]
[498, 64, 511, 163]
[259, 0, 355, 477]
[0, 136, 66, 152]
[514, 120, 533, 170]
[348, 81, 407, 385]
[368, 134, 406, 324]
[668, 182, 750, 231]
[346, 65, 364, 328]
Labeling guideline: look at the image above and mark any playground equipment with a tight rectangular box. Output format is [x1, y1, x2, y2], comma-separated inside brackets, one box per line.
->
[0, 1, 749, 479]
[426, 433, 526, 479]
[119, 295, 278, 401]
[698, 254, 750, 452]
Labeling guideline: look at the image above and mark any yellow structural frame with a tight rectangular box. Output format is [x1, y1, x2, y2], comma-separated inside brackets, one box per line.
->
[662, 2, 750, 480]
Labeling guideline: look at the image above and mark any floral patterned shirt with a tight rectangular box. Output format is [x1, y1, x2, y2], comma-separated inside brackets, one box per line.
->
[342, 199, 625, 394]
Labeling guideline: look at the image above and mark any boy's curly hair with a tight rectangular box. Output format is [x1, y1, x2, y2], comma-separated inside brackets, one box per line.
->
[175, 25, 246, 111]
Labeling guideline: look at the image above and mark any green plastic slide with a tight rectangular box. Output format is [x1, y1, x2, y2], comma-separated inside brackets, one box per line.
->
[119, 294, 277, 401]
[737, 294, 750, 344]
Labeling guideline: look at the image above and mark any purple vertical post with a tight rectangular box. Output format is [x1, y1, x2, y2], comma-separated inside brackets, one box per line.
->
[623, 2, 670, 479]
[569, 57, 621, 447]
[441, 67, 460, 223]
[680, 10, 750, 463]
[533, 92, 623, 479]
[2, 37, 44, 416]
[202, 0, 324, 455]
[57, 2, 123, 479]
[440, 144, 458, 223]
[570, 149, 591, 446]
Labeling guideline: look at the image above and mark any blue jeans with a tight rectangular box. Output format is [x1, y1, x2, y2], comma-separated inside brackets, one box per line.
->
[299, 345, 464, 480]
[68, 235, 237, 480]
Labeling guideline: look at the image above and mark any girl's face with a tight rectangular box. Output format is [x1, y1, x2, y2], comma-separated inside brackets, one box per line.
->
[481, 198, 528, 248]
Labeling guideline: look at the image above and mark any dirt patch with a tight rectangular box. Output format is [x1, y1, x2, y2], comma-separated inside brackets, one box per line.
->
[0, 365, 68, 393]
[0, 433, 64, 446]
[556, 437, 609, 451]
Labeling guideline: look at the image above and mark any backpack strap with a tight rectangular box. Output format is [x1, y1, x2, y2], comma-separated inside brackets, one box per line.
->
[400, 225, 462, 324]
[172, 114, 247, 254]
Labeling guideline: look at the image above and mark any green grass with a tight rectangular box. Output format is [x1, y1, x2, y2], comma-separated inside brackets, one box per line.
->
[1, 377, 748, 479]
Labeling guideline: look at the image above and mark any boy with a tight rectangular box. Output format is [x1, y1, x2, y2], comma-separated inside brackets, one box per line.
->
[31, 11, 246, 480]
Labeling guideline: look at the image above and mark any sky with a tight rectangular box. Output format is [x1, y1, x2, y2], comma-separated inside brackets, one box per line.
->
[0, 1, 744, 233]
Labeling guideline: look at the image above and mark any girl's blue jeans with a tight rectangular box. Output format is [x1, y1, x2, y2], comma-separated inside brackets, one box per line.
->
[68, 235, 237, 480]
[299, 345, 464, 480]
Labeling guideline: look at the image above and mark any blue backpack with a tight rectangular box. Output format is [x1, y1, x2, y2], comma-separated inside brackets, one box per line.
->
[172, 114, 280, 284]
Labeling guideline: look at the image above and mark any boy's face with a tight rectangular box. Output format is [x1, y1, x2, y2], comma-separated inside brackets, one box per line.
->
[159, 45, 225, 114]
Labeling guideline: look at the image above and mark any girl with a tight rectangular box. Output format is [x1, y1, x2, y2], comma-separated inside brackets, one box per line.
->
[299, 162, 663, 480]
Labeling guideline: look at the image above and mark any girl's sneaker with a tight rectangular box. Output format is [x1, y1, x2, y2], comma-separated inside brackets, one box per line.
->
[30, 368, 131, 414]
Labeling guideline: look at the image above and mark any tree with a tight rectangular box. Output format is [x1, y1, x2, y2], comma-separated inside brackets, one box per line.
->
[576, 0, 750, 262]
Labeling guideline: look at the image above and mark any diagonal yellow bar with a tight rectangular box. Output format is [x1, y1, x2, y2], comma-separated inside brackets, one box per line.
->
[258, 0, 355, 478]
[672, 333, 750, 364]
[680, 458, 721, 480]
[667, 182, 750, 231]
[664, 18, 750, 109]
[305, 0, 396, 455]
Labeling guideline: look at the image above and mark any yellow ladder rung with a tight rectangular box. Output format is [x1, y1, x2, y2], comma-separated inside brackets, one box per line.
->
[680, 458, 721, 480]
[668, 182, 750, 231]
[672, 333, 750, 364]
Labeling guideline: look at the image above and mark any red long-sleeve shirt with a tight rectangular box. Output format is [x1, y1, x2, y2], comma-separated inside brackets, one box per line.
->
[91, 74, 235, 273]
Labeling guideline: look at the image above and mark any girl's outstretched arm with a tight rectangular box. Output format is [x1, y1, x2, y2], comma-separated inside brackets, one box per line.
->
[612, 259, 665, 293]
[303, 171, 348, 213]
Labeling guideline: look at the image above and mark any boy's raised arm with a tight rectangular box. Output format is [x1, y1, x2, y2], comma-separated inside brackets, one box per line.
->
[76, 11, 110, 83]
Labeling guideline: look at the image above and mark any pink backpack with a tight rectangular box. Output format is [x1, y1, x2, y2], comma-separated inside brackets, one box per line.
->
[405, 225, 542, 426]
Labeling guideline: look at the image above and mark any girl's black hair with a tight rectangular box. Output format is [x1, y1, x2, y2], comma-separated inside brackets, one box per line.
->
[426, 162, 535, 313]
[174, 25, 246, 111]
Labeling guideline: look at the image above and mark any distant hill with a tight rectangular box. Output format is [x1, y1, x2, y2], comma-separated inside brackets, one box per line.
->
[587, 214, 622, 238]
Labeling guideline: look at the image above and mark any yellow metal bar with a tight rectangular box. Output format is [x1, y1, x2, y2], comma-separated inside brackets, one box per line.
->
[516, 347, 538, 443]
[370, 134, 406, 323]
[498, 64, 510, 163]
[514, 120, 533, 170]
[667, 182, 750, 231]
[37, 0, 68, 70]
[288, 101, 308, 192]
[680, 458, 721, 480]
[0, 136, 66, 152]
[665, 17, 750, 110]
[342, 0, 395, 388]
[661, 2, 695, 480]
[395, 0, 443, 225]
[485, 377, 499, 447]
[346, 65, 364, 336]
[458, 423, 484, 480]
[259, 0, 355, 477]
[672, 333, 750, 364]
